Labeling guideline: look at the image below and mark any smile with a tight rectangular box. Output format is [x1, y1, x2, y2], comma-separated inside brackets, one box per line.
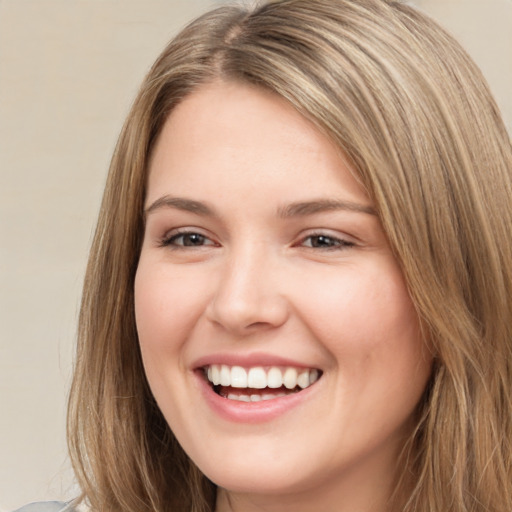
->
[203, 364, 321, 402]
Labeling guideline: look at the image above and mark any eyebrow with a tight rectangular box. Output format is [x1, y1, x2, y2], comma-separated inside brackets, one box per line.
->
[278, 199, 376, 217]
[145, 196, 216, 217]
[144, 195, 376, 219]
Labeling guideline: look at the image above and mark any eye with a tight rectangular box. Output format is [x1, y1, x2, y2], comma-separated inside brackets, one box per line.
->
[300, 233, 354, 250]
[161, 231, 216, 248]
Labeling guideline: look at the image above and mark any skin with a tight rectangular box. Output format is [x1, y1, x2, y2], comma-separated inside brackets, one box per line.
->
[135, 80, 432, 512]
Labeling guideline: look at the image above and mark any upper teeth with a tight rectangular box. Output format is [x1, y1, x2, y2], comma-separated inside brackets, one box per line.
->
[206, 364, 320, 390]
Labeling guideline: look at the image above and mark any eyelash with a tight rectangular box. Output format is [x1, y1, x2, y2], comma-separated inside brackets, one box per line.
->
[299, 233, 355, 251]
[159, 230, 355, 251]
[159, 230, 216, 249]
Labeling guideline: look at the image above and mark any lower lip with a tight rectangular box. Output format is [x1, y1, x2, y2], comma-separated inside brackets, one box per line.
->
[195, 371, 320, 424]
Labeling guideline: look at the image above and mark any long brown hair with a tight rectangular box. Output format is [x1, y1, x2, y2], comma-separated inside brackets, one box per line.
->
[67, 1, 512, 510]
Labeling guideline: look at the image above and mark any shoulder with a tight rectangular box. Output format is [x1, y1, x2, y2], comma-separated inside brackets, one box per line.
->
[13, 501, 84, 512]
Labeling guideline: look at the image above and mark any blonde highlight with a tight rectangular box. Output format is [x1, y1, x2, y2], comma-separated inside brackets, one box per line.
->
[68, 1, 512, 510]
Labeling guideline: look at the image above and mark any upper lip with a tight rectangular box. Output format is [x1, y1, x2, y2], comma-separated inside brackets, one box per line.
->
[192, 352, 320, 371]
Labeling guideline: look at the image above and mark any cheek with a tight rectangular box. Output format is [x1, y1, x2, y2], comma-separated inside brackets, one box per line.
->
[295, 262, 428, 381]
[134, 262, 208, 359]
[302, 266, 416, 336]
[302, 267, 431, 442]
[133, 262, 209, 418]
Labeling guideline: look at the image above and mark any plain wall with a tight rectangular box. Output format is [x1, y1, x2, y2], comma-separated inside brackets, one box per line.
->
[1, 0, 510, 510]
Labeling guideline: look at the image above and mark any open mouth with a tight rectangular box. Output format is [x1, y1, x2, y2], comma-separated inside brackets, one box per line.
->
[202, 364, 321, 402]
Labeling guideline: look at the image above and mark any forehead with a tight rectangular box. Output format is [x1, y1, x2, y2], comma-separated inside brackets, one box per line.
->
[147, 80, 368, 206]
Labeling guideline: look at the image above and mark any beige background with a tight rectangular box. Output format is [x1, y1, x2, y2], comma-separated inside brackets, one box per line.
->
[1, 0, 510, 510]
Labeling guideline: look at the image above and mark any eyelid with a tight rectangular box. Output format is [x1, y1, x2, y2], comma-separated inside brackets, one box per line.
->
[156, 226, 356, 251]
[159, 227, 218, 248]
[295, 229, 356, 250]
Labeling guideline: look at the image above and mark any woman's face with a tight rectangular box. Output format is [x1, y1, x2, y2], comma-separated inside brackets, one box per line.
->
[135, 81, 432, 511]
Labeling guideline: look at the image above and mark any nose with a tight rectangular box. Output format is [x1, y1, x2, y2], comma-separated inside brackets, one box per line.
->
[206, 245, 289, 335]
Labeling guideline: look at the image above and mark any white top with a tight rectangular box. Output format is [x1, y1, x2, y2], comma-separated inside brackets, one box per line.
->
[13, 501, 88, 512]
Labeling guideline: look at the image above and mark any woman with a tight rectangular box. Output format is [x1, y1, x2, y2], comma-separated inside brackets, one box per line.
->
[20, 0, 512, 511]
